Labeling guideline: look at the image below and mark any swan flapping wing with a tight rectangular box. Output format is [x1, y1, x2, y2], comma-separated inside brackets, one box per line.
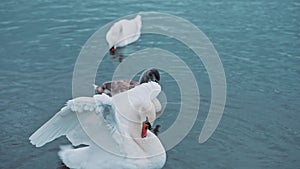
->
[29, 94, 114, 147]
[30, 81, 161, 155]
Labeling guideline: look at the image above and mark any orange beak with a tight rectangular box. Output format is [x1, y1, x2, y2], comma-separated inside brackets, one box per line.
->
[141, 117, 152, 138]
[141, 122, 149, 138]
[109, 47, 115, 55]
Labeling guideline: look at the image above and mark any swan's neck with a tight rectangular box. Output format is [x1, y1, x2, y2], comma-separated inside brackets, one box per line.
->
[115, 111, 145, 139]
[115, 112, 165, 158]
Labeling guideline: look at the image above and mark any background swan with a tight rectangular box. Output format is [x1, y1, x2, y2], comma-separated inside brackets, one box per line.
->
[29, 82, 166, 169]
[106, 14, 142, 54]
[94, 68, 160, 96]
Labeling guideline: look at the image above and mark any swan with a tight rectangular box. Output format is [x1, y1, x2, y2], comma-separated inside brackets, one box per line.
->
[94, 68, 160, 96]
[29, 82, 166, 169]
[106, 15, 142, 54]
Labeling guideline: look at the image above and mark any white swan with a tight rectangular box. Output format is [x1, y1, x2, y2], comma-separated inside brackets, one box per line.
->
[29, 82, 166, 169]
[106, 15, 142, 54]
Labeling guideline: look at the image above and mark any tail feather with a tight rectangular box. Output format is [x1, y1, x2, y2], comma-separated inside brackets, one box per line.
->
[58, 145, 89, 169]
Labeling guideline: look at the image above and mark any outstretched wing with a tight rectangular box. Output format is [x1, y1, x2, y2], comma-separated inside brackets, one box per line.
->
[29, 94, 114, 147]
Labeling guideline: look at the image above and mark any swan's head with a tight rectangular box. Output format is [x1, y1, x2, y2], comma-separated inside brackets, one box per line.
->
[109, 46, 115, 55]
[107, 33, 116, 55]
[139, 68, 160, 84]
[106, 24, 119, 55]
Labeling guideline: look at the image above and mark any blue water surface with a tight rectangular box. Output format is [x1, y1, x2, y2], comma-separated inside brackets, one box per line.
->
[0, 0, 299, 169]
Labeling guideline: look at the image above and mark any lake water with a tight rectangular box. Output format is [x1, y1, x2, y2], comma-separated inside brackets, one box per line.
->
[0, 0, 299, 168]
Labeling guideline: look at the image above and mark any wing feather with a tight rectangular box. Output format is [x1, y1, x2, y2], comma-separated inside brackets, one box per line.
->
[29, 94, 113, 147]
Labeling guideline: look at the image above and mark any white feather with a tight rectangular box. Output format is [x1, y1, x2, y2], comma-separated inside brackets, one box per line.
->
[29, 94, 113, 147]
[29, 82, 166, 169]
[106, 15, 142, 49]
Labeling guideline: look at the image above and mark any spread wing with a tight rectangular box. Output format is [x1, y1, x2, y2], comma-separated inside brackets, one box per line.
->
[29, 94, 115, 147]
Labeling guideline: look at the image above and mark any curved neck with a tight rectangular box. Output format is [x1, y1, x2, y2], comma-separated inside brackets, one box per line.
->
[114, 112, 164, 158]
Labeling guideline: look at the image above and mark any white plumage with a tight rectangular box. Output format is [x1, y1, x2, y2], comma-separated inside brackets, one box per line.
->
[106, 14, 142, 50]
[29, 82, 166, 169]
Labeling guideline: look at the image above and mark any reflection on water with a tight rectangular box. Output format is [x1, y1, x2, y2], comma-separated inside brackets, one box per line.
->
[58, 163, 69, 169]
[1, 0, 299, 169]
[110, 48, 125, 63]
